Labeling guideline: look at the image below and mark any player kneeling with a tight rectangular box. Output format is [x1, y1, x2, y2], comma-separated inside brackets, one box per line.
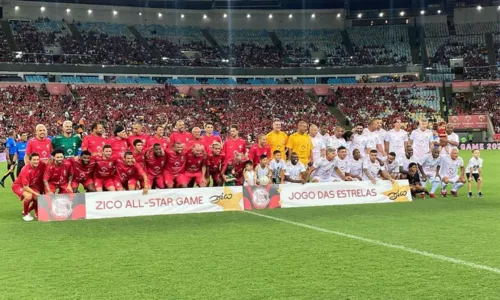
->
[11, 153, 45, 221]
[94, 145, 117, 192]
[43, 149, 73, 194]
[363, 150, 395, 184]
[177, 144, 207, 188]
[114, 151, 149, 195]
[309, 148, 349, 183]
[70, 150, 96, 192]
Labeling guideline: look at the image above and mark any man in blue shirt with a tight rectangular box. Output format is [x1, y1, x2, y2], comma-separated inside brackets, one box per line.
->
[14, 132, 28, 176]
[4, 130, 17, 182]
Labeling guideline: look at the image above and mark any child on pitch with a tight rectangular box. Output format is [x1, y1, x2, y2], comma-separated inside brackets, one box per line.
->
[243, 160, 256, 186]
[255, 154, 272, 185]
[269, 150, 286, 184]
[223, 165, 236, 186]
[437, 121, 449, 153]
[466, 149, 483, 198]
[407, 162, 429, 199]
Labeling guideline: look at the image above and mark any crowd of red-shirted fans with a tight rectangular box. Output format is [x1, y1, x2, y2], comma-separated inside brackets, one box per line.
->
[453, 84, 500, 133]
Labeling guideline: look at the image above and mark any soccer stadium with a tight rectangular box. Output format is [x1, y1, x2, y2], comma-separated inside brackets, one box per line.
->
[2, 0, 500, 298]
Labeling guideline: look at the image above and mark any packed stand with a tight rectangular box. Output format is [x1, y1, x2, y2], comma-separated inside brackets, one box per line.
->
[274, 29, 347, 66]
[328, 85, 442, 130]
[464, 84, 500, 133]
[346, 25, 411, 66]
[0, 27, 14, 62]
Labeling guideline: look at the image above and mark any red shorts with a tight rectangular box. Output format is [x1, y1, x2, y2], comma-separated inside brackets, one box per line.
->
[177, 172, 203, 186]
[47, 183, 73, 194]
[163, 172, 181, 187]
[147, 175, 165, 189]
[114, 178, 138, 190]
[94, 178, 116, 190]
[72, 178, 94, 190]
[12, 184, 41, 200]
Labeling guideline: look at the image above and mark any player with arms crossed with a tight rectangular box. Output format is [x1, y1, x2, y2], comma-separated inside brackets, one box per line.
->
[93, 145, 117, 192]
[363, 150, 395, 184]
[43, 149, 74, 194]
[283, 152, 307, 184]
[466, 149, 483, 198]
[436, 148, 465, 197]
[114, 151, 149, 194]
[11, 153, 45, 221]
[70, 150, 96, 192]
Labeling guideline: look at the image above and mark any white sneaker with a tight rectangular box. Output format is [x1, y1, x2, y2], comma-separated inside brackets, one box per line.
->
[23, 214, 34, 222]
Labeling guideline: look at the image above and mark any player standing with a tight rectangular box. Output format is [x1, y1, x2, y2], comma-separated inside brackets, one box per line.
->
[328, 126, 347, 150]
[248, 134, 272, 166]
[4, 130, 17, 183]
[363, 119, 384, 157]
[222, 124, 247, 163]
[43, 149, 73, 194]
[114, 151, 149, 193]
[466, 149, 483, 198]
[127, 122, 150, 150]
[409, 119, 433, 160]
[70, 150, 96, 192]
[169, 120, 193, 147]
[185, 127, 205, 151]
[144, 144, 167, 189]
[93, 145, 117, 192]
[440, 123, 459, 156]
[25, 124, 53, 163]
[384, 119, 408, 157]
[108, 125, 129, 158]
[52, 120, 82, 158]
[266, 120, 288, 159]
[287, 121, 313, 166]
[205, 142, 225, 186]
[82, 122, 107, 156]
[436, 148, 465, 197]
[146, 124, 170, 151]
[164, 142, 187, 188]
[201, 123, 222, 153]
[352, 123, 367, 158]
[309, 125, 326, 164]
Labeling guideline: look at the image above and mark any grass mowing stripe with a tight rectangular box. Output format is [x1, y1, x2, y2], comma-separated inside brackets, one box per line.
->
[246, 210, 500, 275]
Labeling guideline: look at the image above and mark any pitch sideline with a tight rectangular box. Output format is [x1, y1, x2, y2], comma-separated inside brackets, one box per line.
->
[246, 210, 500, 275]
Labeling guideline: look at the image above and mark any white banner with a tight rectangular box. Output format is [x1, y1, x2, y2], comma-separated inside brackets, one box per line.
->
[280, 180, 412, 208]
[85, 186, 244, 220]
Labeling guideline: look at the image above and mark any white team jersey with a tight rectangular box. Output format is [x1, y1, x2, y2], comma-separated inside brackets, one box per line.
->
[284, 161, 306, 182]
[256, 165, 270, 179]
[319, 133, 330, 148]
[362, 158, 385, 181]
[348, 158, 363, 177]
[383, 158, 400, 175]
[439, 156, 464, 178]
[440, 133, 460, 156]
[329, 136, 347, 150]
[410, 129, 433, 159]
[310, 134, 326, 163]
[312, 157, 338, 179]
[465, 157, 483, 174]
[363, 130, 381, 153]
[332, 156, 350, 179]
[385, 129, 409, 156]
[270, 159, 286, 179]
[419, 154, 442, 175]
[352, 134, 367, 156]
[398, 155, 419, 172]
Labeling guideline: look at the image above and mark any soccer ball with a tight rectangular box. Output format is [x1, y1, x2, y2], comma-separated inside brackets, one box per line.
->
[258, 176, 270, 185]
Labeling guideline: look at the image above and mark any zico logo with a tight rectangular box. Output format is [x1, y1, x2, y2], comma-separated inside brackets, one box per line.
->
[209, 192, 232, 204]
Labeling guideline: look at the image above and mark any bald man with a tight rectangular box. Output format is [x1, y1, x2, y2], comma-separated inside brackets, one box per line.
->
[309, 124, 326, 163]
[185, 127, 206, 152]
[25, 124, 53, 164]
[169, 120, 193, 147]
[127, 122, 150, 150]
[287, 121, 313, 166]
[52, 120, 82, 158]
[248, 134, 271, 166]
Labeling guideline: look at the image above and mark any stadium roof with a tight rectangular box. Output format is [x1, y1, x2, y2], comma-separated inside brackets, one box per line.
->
[19, 0, 447, 11]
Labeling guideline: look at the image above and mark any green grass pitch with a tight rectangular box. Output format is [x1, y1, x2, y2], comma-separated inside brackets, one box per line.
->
[1, 150, 500, 300]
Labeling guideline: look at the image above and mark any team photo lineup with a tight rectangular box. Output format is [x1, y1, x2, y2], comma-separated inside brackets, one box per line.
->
[3, 115, 483, 221]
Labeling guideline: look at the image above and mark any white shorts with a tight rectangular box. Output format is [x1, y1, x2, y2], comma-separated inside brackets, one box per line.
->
[423, 176, 441, 183]
[312, 176, 340, 183]
[441, 175, 460, 184]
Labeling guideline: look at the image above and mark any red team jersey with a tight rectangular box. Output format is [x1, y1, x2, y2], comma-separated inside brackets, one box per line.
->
[184, 151, 206, 173]
[43, 161, 73, 186]
[164, 149, 187, 175]
[13, 162, 46, 189]
[70, 158, 96, 182]
[133, 150, 146, 168]
[144, 150, 166, 177]
[26, 138, 53, 161]
[185, 138, 206, 152]
[222, 159, 246, 184]
[206, 153, 225, 174]
[108, 137, 129, 158]
[248, 144, 272, 166]
[115, 159, 146, 182]
[201, 135, 222, 152]
[82, 134, 107, 155]
[146, 136, 170, 150]
[169, 131, 193, 147]
[94, 156, 116, 179]
[222, 137, 247, 162]
[127, 134, 150, 150]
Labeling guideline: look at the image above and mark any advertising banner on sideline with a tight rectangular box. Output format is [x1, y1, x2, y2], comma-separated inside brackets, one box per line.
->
[280, 180, 412, 208]
[459, 142, 500, 151]
[448, 115, 488, 130]
[38, 186, 243, 222]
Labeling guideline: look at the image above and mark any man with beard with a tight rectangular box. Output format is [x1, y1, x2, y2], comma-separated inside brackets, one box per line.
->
[144, 144, 167, 189]
[221, 152, 246, 186]
[382, 152, 400, 180]
[43, 149, 73, 194]
[420, 148, 442, 198]
[146, 124, 170, 151]
[440, 123, 459, 156]
[319, 124, 330, 146]
[70, 150, 96, 192]
[205, 142, 225, 186]
[164, 142, 187, 188]
[94, 145, 117, 192]
[127, 122, 149, 150]
[169, 120, 193, 147]
[178, 144, 207, 188]
[26, 124, 53, 163]
[108, 125, 129, 159]
[114, 151, 149, 194]
[284, 152, 307, 184]
[248, 134, 272, 166]
[363, 150, 394, 184]
[222, 124, 247, 163]
[436, 148, 465, 197]
[352, 123, 367, 158]
[12, 153, 45, 221]
[82, 122, 107, 156]
[328, 126, 347, 150]
[52, 120, 81, 158]
[398, 145, 424, 179]
[384, 119, 408, 158]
